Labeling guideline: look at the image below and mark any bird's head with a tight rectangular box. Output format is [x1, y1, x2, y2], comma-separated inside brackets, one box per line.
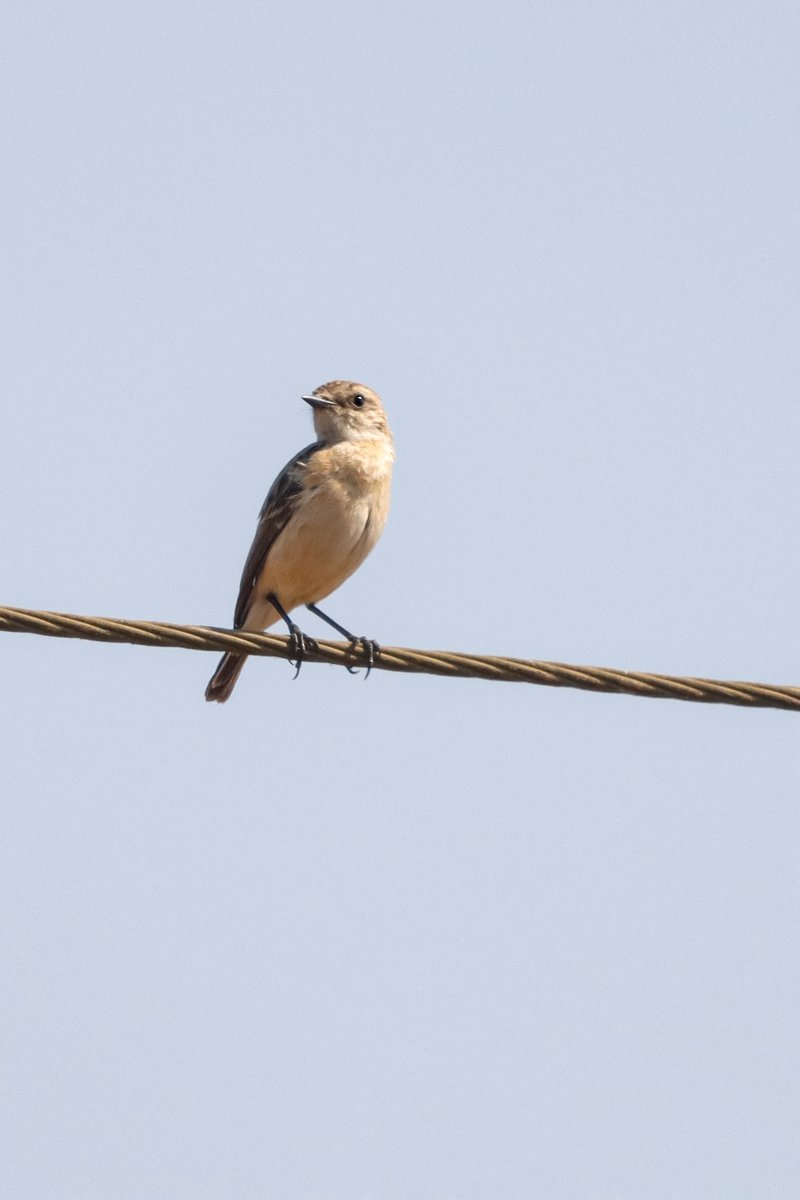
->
[303, 381, 391, 443]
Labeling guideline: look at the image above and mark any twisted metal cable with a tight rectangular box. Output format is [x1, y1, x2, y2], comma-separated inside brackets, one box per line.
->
[0, 603, 797, 711]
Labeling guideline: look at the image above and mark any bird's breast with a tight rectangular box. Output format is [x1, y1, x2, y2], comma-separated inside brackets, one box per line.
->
[262, 437, 393, 607]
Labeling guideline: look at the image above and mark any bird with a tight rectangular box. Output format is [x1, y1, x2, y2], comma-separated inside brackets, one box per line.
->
[205, 380, 395, 702]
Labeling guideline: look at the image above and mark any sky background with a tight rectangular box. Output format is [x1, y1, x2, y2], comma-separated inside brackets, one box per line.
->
[1, 2, 799, 1196]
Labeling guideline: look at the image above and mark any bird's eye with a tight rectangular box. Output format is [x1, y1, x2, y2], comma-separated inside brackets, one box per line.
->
[352, 394, 366, 408]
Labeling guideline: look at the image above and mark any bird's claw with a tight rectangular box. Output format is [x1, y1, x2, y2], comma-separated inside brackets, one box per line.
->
[347, 637, 380, 679]
[288, 626, 318, 679]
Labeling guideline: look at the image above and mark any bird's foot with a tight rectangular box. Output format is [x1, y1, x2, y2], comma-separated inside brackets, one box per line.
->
[347, 637, 380, 679]
[288, 626, 318, 679]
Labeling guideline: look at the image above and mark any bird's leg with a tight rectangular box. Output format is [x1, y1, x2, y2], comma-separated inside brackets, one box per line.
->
[306, 602, 380, 678]
[267, 592, 318, 679]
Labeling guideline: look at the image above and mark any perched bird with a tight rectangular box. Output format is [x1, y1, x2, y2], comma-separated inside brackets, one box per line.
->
[205, 380, 395, 702]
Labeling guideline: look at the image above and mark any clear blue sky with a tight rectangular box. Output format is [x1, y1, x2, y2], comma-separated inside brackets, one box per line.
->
[2, 2, 799, 1196]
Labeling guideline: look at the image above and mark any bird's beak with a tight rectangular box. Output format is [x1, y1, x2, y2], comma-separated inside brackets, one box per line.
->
[303, 394, 336, 409]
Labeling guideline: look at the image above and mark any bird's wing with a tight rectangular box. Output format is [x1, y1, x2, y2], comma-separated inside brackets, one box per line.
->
[233, 441, 323, 628]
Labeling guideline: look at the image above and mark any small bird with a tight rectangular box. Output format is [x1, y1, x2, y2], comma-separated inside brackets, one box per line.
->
[205, 380, 395, 702]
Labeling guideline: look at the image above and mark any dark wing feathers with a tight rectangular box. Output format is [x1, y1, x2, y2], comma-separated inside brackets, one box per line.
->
[233, 441, 323, 628]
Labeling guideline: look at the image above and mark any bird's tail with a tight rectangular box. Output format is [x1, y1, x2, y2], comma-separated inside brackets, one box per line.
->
[205, 652, 248, 703]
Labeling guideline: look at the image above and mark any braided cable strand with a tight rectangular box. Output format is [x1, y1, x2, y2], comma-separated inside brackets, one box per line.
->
[0, 603, 798, 712]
